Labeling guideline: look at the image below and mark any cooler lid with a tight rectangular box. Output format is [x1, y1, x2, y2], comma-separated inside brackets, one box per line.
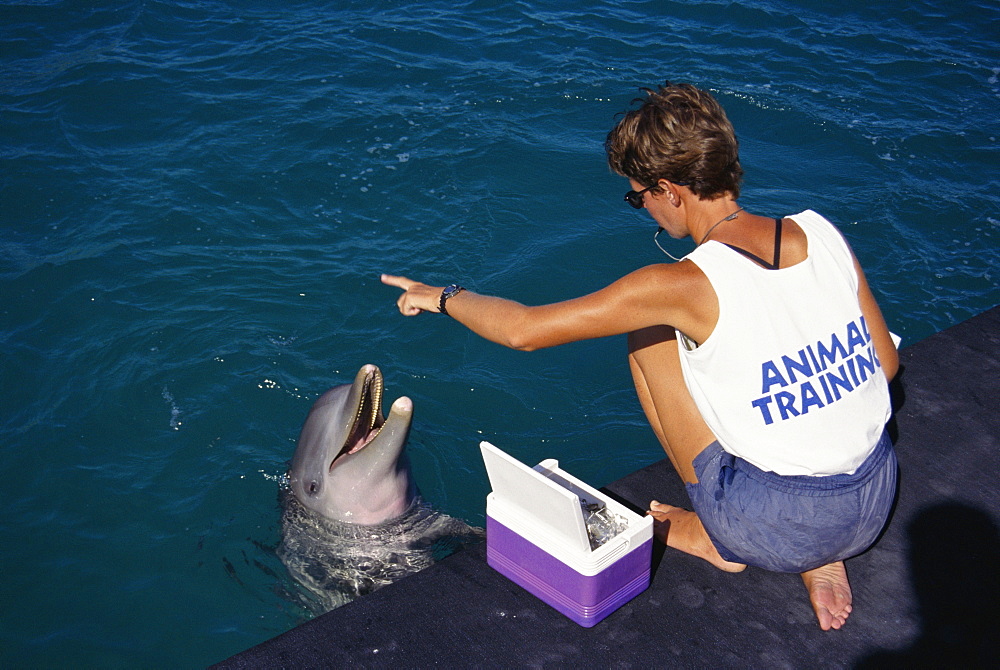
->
[480, 441, 591, 553]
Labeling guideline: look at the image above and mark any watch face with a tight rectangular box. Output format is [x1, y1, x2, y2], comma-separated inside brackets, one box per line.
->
[443, 284, 459, 297]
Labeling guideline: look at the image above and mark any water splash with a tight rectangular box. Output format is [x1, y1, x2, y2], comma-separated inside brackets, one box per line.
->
[161, 387, 182, 431]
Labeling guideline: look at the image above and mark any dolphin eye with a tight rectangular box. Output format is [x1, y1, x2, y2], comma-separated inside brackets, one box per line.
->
[308, 481, 319, 494]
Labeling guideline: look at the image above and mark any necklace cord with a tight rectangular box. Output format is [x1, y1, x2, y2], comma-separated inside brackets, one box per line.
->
[653, 227, 684, 261]
[653, 206, 744, 261]
[698, 206, 744, 245]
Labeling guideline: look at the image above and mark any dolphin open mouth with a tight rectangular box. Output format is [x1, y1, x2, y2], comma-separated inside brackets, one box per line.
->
[334, 366, 385, 467]
[289, 363, 415, 521]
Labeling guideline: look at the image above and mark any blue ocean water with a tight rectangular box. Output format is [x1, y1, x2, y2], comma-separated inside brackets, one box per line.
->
[1, 0, 997, 665]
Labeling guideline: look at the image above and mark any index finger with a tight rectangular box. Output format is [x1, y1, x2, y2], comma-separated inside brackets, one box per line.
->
[380, 274, 413, 290]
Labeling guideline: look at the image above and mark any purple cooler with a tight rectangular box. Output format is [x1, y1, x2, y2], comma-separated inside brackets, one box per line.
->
[480, 441, 654, 628]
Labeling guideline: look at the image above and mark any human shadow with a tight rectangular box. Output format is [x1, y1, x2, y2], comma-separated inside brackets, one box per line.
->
[857, 501, 1000, 668]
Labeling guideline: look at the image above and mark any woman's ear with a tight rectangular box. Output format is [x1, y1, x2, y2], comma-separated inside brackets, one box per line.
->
[657, 179, 680, 207]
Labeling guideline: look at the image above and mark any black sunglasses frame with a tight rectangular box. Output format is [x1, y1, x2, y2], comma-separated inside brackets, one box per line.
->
[624, 180, 691, 209]
[624, 185, 655, 209]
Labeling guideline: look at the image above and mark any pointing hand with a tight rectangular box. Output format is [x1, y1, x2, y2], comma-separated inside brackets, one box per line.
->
[381, 274, 443, 316]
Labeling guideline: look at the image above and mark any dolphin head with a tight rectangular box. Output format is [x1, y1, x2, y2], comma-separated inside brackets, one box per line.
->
[288, 364, 416, 525]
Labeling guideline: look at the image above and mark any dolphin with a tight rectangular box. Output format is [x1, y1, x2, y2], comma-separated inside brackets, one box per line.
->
[278, 364, 482, 613]
[287, 363, 416, 525]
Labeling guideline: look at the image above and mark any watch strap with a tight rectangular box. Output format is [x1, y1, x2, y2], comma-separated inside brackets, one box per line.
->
[439, 284, 465, 316]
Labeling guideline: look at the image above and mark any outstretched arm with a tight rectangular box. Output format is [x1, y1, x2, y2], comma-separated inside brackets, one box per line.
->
[380, 264, 715, 352]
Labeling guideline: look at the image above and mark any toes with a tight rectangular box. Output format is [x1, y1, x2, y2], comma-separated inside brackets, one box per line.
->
[648, 500, 676, 512]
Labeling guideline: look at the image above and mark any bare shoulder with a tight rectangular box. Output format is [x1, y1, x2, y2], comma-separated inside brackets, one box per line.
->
[618, 261, 718, 339]
[780, 217, 809, 267]
[715, 214, 808, 269]
[623, 260, 711, 294]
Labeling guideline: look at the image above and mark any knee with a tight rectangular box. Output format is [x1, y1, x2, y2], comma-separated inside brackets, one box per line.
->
[628, 325, 676, 355]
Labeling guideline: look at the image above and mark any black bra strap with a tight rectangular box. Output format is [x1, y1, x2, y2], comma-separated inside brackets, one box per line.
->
[773, 217, 782, 269]
[723, 244, 772, 268]
[722, 217, 783, 270]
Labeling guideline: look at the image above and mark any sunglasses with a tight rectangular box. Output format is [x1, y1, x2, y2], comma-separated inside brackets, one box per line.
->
[624, 180, 691, 209]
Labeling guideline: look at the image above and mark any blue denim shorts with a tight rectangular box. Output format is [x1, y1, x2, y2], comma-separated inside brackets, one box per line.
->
[684, 431, 897, 573]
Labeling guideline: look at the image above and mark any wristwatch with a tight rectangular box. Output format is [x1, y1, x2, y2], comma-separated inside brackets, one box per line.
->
[439, 284, 465, 316]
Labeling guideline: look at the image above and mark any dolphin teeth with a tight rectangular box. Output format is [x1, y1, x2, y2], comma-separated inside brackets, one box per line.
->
[341, 367, 386, 458]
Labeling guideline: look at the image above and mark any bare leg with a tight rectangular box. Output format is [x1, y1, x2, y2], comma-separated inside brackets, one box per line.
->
[629, 327, 745, 572]
[801, 562, 853, 630]
[628, 326, 716, 484]
[630, 326, 854, 628]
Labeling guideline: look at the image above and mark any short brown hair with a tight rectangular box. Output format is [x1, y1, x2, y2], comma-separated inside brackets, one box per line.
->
[605, 82, 743, 199]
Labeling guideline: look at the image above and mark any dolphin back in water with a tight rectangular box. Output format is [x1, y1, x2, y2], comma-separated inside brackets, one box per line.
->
[279, 364, 482, 613]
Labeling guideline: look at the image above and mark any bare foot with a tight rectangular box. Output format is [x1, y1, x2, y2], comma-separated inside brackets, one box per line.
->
[801, 561, 853, 630]
[647, 501, 746, 573]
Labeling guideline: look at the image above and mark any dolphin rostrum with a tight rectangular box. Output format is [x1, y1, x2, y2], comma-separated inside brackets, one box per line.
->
[279, 364, 482, 612]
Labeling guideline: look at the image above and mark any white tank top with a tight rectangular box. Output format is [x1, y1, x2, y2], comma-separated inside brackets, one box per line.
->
[677, 210, 891, 476]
